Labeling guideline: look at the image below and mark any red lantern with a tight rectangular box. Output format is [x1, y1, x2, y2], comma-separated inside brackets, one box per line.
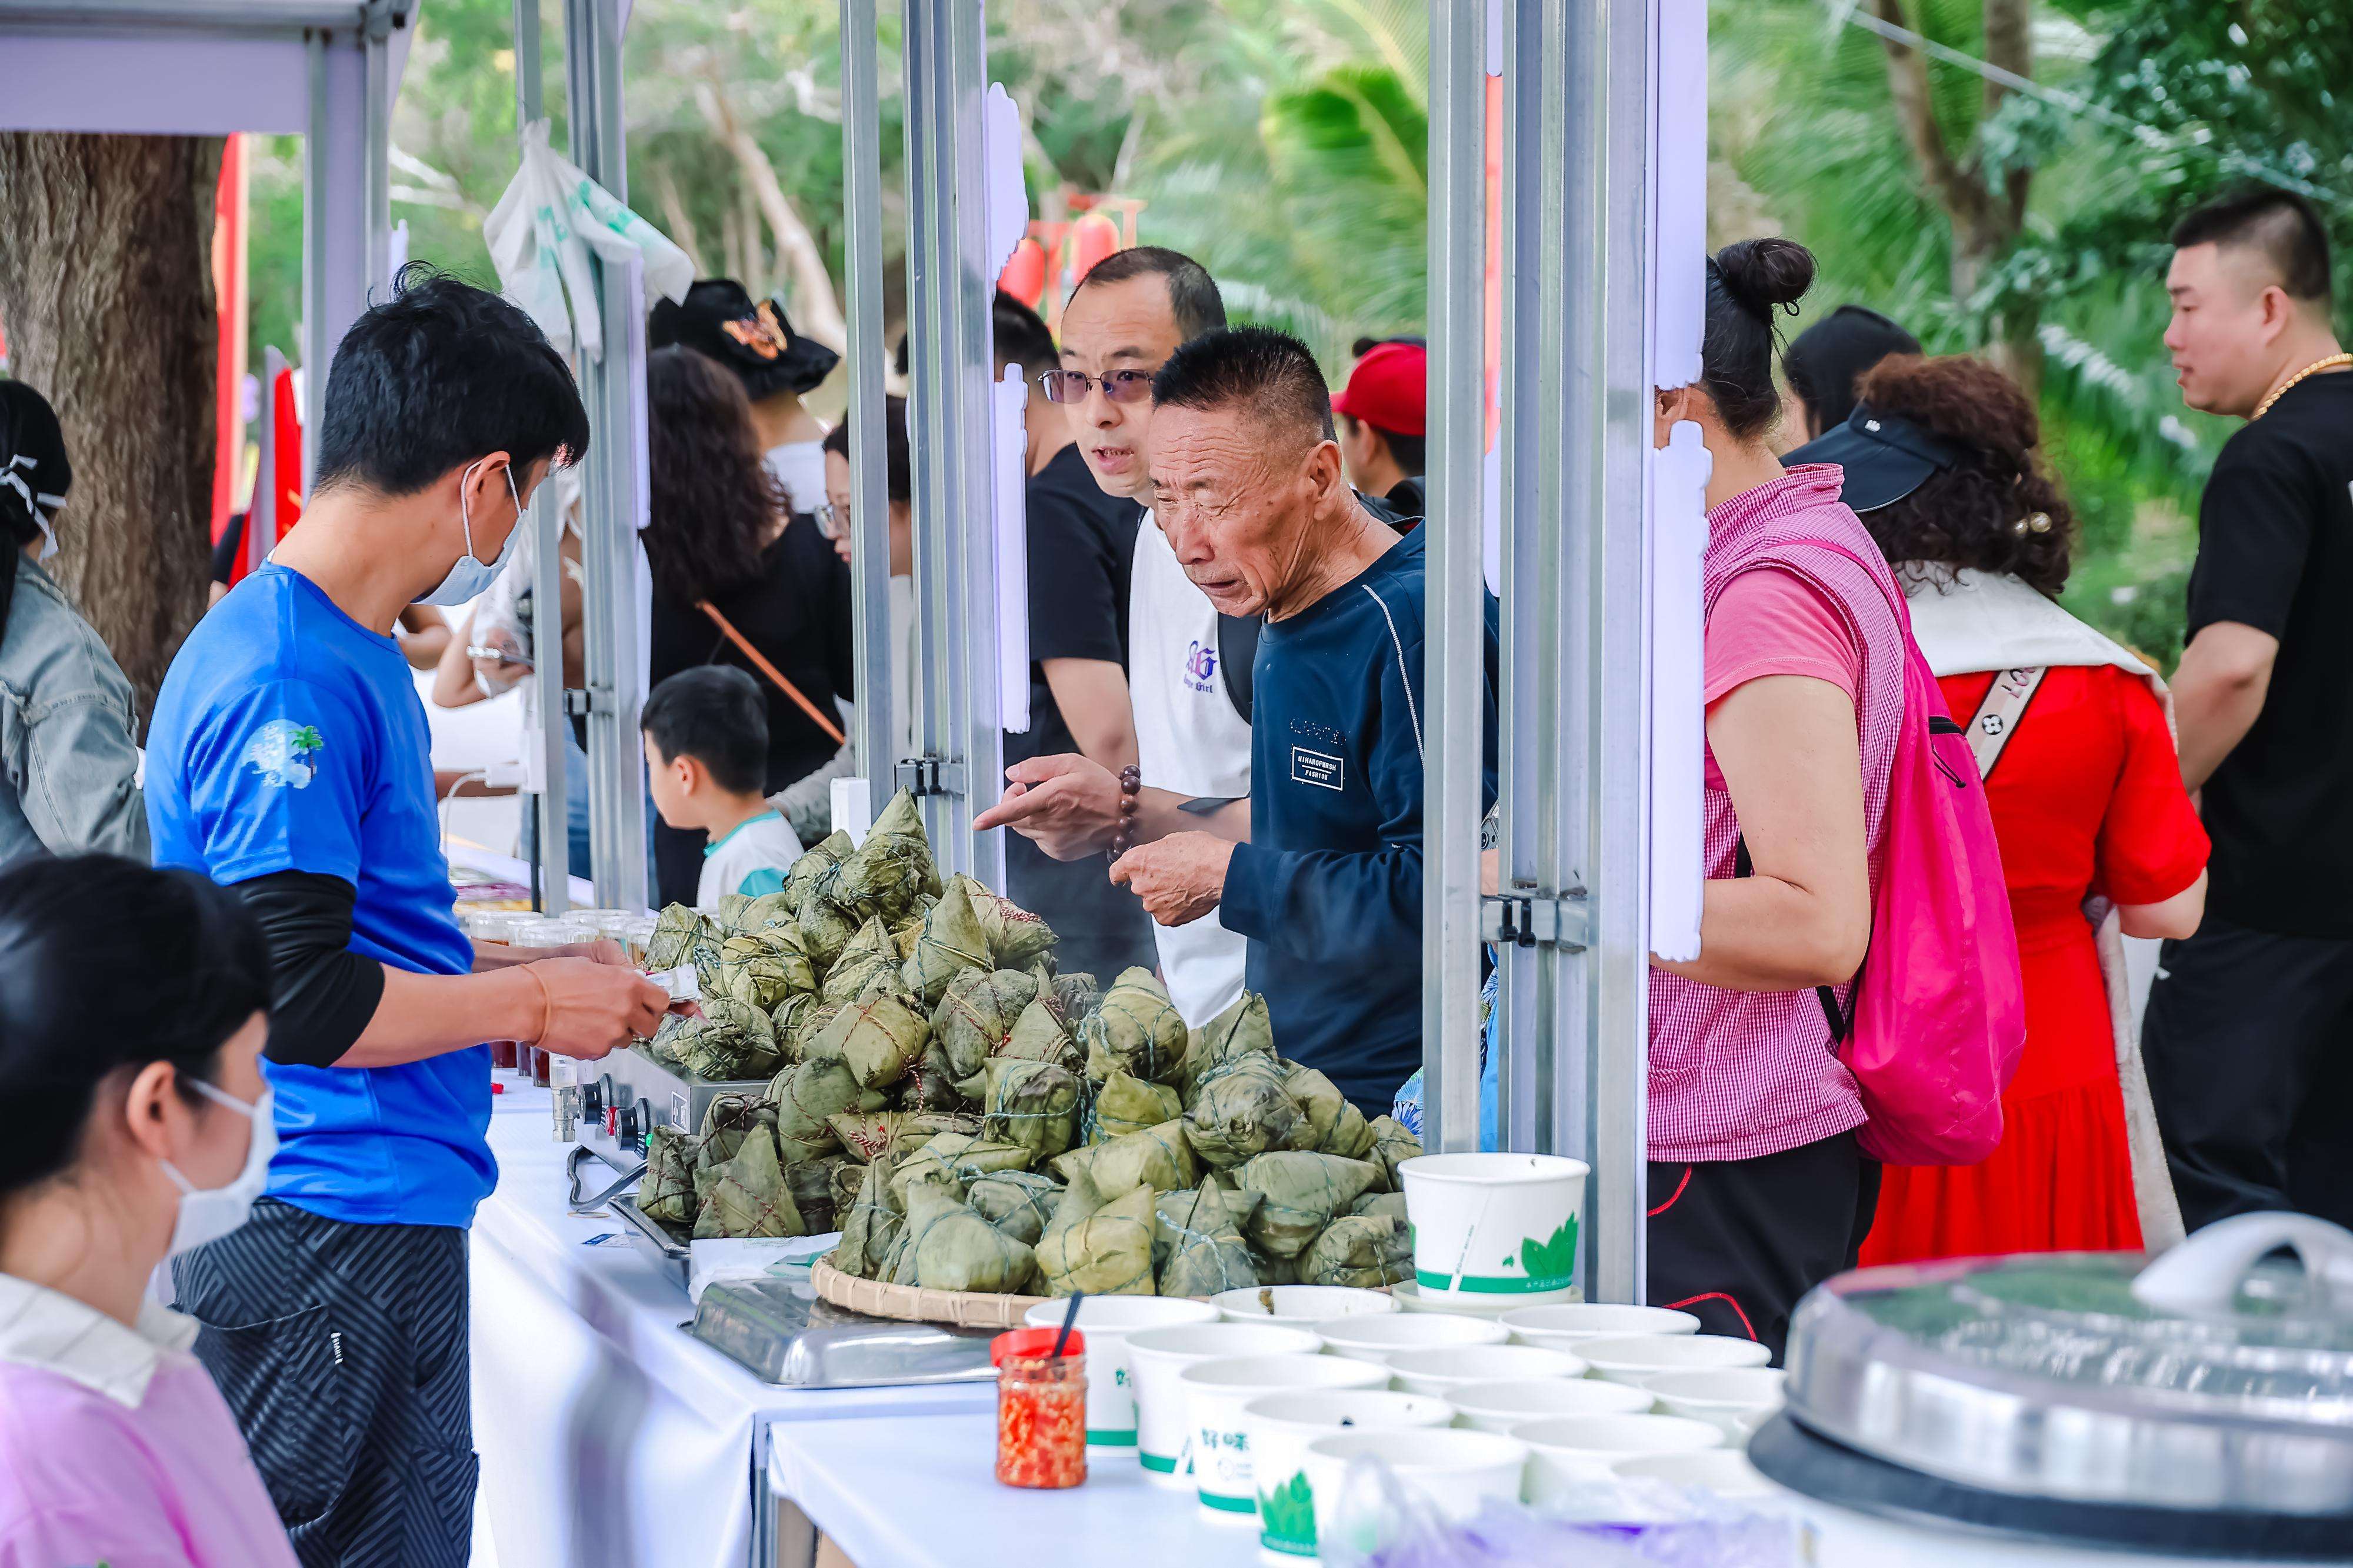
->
[1062, 212, 1121, 288]
[998, 236, 1048, 309]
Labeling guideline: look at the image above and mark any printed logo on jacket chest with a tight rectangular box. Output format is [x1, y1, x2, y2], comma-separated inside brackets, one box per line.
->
[1289, 718, 1347, 792]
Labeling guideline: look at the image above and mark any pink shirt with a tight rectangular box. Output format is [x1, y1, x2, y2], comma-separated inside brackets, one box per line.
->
[0, 1277, 299, 1568]
[1700, 567, 1860, 792]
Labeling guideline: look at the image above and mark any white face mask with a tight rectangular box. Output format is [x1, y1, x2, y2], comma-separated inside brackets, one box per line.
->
[159, 1077, 277, 1259]
[416, 459, 524, 607]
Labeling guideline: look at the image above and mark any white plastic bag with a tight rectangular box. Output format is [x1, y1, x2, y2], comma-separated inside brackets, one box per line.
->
[484, 119, 694, 361]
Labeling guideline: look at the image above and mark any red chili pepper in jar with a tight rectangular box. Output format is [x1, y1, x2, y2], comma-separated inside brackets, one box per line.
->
[992, 1327, 1088, 1489]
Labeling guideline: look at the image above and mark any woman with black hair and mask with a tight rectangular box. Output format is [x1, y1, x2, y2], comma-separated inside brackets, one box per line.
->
[0, 382, 147, 862]
[0, 855, 296, 1567]
[644, 346, 855, 906]
[1644, 239, 1917, 1360]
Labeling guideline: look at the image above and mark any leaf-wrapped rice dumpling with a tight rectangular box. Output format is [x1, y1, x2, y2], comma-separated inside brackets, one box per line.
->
[829, 1109, 984, 1163]
[636, 1125, 698, 1230]
[887, 1183, 1037, 1293]
[832, 1153, 903, 1278]
[966, 1170, 1064, 1247]
[675, 999, 782, 1081]
[892, 1131, 1034, 1202]
[644, 903, 711, 971]
[951, 873, 1060, 969]
[786, 1154, 849, 1233]
[833, 790, 941, 924]
[803, 991, 929, 1091]
[693, 1126, 808, 1239]
[1299, 1213, 1414, 1289]
[928, 969, 1040, 1090]
[1183, 1053, 1300, 1169]
[640, 1011, 694, 1070]
[983, 1056, 1082, 1161]
[1233, 1151, 1381, 1258]
[734, 888, 798, 935]
[1046, 970, 1101, 1031]
[829, 1155, 869, 1222]
[1054, 1118, 1198, 1195]
[1281, 1065, 1372, 1159]
[714, 891, 755, 929]
[766, 1058, 862, 1162]
[1079, 968, 1188, 1086]
[1367, 1116, 1422, 1192]
[1349, 1190, 1410, 1223]
[1153, 1175, 1262, 1297]
[899, 879, 994, 1006]
[820, 917, 901, 1005]
[1035, 1180, 1156, 1297]
[785, 830, 855, 909]
[1179, 992, 1278, 1104]
[1253, 1248, 1301, 1286]
[996, 997, 1077, 1070]
[1093, 1070, 1182, 1144]
[796, 891, 861, 974]
[716, 932, 815, 1013]
[694, 1093, 772, 1203]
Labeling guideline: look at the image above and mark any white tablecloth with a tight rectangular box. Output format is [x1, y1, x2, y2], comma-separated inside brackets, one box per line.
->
[471, 1086, 992, 1568]
[765, 1412, 1264, 1568]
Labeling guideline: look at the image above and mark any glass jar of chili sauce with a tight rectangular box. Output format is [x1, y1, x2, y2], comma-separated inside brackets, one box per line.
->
[992, 1326, 1087, 1489]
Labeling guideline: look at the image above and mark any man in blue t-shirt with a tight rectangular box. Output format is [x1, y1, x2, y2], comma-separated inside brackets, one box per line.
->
[147, 268, 668, 1566]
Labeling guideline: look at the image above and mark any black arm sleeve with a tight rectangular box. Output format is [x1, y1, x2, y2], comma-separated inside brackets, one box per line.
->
[231, 870, 388, 1068]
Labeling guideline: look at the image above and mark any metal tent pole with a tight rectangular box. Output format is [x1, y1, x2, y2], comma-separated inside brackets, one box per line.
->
[564, 0, 650, 911]
[839, 0, 896, 826]
[899, 0, 1001, 886]
[1421, 0, 1489, 1157]
[516, 0, 568, 913]
[298, 1, 399, 488]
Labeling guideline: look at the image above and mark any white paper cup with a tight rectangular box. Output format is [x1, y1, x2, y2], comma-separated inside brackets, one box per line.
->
[1514, 1413, 1725, 1504]
[1177, 1355, 1389, 1525]
[1304, 1429, 1528, 1560]
[1641, 1367, 1787, 1440]
[1398, 1152, 1588, 1307]
[1315, 1311, 1509, 1366]
[1611, 1447, 1774, 1496]
[1443, 1377, 1654, 1433]
[1212, 1285, 1399, 1329]
[1384, 1344, 1588, 1397]
[1501, 1303, 1700, 1348]
[1125, 1322, 1322, 1487]
[1577, 1334, 1773, 1385]
[1022, 1296, 1219, 1452]
[1240, 1390, 1454, 1567]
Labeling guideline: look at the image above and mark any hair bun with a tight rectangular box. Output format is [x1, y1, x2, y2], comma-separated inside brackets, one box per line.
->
[1714, 237, 1817, 317]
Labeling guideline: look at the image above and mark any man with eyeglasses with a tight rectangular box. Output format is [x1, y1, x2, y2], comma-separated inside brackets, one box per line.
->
[978, 247, 1254, 1029]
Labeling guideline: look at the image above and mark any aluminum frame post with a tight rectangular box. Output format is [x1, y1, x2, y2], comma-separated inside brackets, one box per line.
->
[514, 0, 568, 913]
[839, 0, 896, 824]
[299, 2, 399, 489]
[563, 0, 650, 910]
[899, 0, 1002, 886]
[1421, 0, 1489, 1157]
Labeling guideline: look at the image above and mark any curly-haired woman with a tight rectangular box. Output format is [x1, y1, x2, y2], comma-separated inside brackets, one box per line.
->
[1791, 353, 2209, 1261]
[645, 346, 854, 906]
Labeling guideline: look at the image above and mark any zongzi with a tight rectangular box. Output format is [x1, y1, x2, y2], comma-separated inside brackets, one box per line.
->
[983, 1056, 1082, 1161]
[1034, 1181, 1156, 1297]
[1299, 1213, 1414, 1289]
[1232, 1150, 1381, 1257]
[1079, 967, 1188, 1086]
[1054, 1117, 1197, 1195]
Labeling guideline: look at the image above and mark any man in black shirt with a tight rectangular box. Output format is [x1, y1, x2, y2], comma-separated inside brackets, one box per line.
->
[2142, 186, 2353, 1230]
[992, 291, 1158, 979]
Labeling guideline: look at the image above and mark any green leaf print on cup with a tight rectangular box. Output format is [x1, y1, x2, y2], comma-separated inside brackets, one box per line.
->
[1257, 1470, 1318, 1555]
[1517, 1215, 1579, 1290]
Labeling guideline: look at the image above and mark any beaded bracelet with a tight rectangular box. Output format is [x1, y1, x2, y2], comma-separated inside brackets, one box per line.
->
[1108, 764, 1142, 859]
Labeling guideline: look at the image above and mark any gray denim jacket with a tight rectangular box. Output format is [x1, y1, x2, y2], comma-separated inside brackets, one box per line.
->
[0, 555, 148, 863]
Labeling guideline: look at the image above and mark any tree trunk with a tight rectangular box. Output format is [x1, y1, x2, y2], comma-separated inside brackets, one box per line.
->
[697, 77, 849, 352]
[0, 133, 219, 725]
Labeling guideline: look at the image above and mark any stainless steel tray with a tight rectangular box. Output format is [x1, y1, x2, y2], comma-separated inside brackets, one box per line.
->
[608, 1190, 692, 1292]
[692, 1277, 999, 1388]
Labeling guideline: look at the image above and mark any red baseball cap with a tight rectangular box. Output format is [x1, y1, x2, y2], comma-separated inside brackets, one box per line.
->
[1330, 341, 1428, 437]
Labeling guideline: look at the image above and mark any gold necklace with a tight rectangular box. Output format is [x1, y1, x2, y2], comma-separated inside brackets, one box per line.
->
[2253, 352, 2353, 420]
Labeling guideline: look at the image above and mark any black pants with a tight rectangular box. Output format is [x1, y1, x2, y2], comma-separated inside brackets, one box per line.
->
[174, 1199, 474, 1568]
[1646, 1130, 1879, 1365]
[2141, 914, 2353, 1233]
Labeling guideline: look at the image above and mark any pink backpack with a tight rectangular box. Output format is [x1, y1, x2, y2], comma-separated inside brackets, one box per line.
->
[1801, 539, 2025, 1165]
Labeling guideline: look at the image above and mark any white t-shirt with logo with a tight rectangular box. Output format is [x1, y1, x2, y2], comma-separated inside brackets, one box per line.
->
[1126, 508, 1251, 1025]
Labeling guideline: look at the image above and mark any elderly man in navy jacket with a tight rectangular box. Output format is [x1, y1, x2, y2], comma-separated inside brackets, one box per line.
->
[1094, 326, 1497, 1113]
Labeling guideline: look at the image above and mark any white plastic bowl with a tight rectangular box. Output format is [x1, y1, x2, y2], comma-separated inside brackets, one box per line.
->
[1611, 1447, 1775, 1496]
[1576, 1333, 1772, 1385]
[1385, 1344, 1588, 1397]
[1388, 1280, 1525, 1319]
[1126, 1322, 1324, 1487]
[1515, 1413, 1725, 1504]
[1641, 1367, 1787, 1440]
[1443, 1376, 1654, 1433]
[1241, 1390, 1454, 1567]
[1303, 1429, 1528, 1553]
[1316, 1312, 1509, 1365]
[1501, 1303, 1699, 1349]
[1212, 1285, 1400, 1329]
[1178, 1354, 1391, 1524]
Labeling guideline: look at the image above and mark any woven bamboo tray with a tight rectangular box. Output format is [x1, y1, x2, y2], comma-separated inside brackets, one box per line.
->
[809, 1253, 1048, 1329]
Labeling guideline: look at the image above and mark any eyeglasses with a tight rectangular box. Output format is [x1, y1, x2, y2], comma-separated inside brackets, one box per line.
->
[814, 501, 842, 537]
[1036, 368, 1158, 405]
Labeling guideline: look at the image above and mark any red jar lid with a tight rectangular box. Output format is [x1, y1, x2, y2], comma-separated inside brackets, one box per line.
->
[992, 1326, 1086, 1365]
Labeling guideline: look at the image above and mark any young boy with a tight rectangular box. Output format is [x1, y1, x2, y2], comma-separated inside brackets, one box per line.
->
[643, 666, 804, 905]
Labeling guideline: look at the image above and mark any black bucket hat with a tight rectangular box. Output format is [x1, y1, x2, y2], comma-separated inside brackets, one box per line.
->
[648, 278, 839, 400]
[1783, 402, 1971, 513]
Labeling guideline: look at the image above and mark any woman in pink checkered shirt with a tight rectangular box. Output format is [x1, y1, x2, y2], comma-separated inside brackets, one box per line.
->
[1645, 239, 1908, 1362]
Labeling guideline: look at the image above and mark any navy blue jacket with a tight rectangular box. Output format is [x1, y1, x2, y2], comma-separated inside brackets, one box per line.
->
[1219, 527, 1499, 1113]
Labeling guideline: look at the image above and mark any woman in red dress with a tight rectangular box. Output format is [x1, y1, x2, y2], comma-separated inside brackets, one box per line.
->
[1804, 355, 2210, 1262]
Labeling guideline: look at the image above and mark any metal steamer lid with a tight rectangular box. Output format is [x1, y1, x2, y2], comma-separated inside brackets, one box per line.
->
[1783, 1214, 2353, 1517]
